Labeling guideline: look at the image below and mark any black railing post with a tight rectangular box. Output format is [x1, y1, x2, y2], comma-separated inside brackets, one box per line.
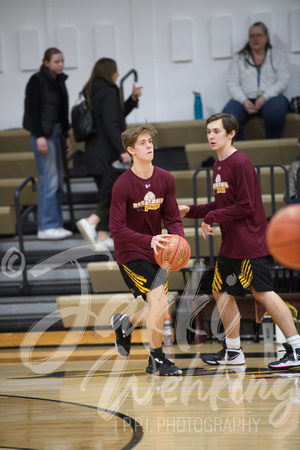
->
[192, 168, 201, 263]
[14, 176, 37, 294]
[206, 168, 214, 268]
[192, 167, 214, 266]
[120, 69, 138, 107]
[62, 136, 75, 231]
[255, 163, 290, 211]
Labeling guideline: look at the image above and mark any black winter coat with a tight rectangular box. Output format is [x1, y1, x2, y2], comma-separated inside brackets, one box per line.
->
[84, 77, 137, 176]
[23, 64, 70, 137]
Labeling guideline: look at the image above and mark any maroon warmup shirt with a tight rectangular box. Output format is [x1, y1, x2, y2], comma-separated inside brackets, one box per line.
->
[186, 150, 270, 259]
[110, 166, 185, 265]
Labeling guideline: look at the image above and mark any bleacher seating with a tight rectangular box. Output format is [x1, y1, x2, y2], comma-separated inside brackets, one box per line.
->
[186, 138, 299, 169]
[147, 113, 300, 146]
[0, 113, 299, 343]
[0, 116, 299, 234]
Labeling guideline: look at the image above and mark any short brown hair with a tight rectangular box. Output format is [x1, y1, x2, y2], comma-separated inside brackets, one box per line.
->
[206, 113, 239, 141]
[121, 123, 157, 153]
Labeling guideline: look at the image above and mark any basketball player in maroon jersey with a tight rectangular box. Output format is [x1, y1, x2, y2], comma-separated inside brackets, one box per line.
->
[180, 113, 300, 370]
[110, 123, 184, 375]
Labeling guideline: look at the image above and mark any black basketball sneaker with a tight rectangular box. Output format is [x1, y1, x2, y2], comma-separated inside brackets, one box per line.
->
[111, 313, 132, 357]
[201, 341, 245, 365]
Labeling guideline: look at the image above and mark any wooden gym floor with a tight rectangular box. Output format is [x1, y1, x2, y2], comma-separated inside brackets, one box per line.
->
[1, 341, 300, 449]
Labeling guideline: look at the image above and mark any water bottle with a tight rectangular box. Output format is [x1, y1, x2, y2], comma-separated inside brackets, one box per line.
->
[164, 314, 173, 346]
[193, 91, 203, 119]
[262, 315, 274, 344]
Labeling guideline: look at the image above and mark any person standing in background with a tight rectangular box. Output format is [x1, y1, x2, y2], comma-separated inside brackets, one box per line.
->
[222, 22, 290, 140]
[76, 58, 142, 251]
[23, 47, 72, 240]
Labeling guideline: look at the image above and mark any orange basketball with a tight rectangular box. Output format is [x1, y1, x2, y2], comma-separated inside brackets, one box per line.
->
[154, 234, 191, 271]
[266, 204, 300, 269]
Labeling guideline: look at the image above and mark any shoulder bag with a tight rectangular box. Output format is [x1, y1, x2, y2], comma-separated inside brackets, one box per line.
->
[71, 92, 97, 142]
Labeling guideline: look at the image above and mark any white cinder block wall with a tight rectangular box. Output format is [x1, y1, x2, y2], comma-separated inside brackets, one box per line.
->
[0, 0, 299, 130]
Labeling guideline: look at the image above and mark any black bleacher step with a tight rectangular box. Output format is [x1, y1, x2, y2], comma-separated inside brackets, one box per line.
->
[0, 278, 93, 297]
[13, 250, 111, 266]
[68, 145, 190, 174]
[153, 146, 189, 171]
[0, 317, 65, 333]
[0, 295, 64, 332]
[62, 191, 99, 204]
[0, 233, 115, 284]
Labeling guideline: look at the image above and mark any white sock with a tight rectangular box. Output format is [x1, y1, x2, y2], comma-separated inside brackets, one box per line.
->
[287, 334, 300, 349]
[225, 337, 241, 350]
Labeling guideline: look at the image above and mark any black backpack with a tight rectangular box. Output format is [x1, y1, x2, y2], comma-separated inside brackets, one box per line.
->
[71, 92, 97, 142]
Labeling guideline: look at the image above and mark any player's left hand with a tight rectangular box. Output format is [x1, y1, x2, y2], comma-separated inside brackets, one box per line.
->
[201, 221, 215, 239]
[151, 234, 171, 255]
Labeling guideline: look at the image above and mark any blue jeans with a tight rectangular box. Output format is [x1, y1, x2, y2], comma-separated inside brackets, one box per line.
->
[222, 95, 290, 140]
[30, 124, 65, 230]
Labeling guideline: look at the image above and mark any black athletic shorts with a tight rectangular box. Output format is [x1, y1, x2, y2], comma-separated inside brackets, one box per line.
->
[212, 254, 274, 297]
[119, 259, 168, 301]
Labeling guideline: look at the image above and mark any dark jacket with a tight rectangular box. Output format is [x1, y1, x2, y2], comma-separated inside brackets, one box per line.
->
[23, 64, 70, 137]
[84, 77, 137, 176]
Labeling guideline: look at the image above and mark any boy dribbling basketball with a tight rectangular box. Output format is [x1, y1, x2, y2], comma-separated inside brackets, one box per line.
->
[110, 123, 184, 376]
[180, 113, 300, 370]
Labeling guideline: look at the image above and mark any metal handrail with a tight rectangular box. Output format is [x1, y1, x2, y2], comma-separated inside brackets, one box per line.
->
[14, 176, 37, 294]
[61, 136, 75, 230]
[255, 163, 289, 215]
[120, 69, 138, 106]
[192, 167, 214, 266]
[67, 147, 85, 163]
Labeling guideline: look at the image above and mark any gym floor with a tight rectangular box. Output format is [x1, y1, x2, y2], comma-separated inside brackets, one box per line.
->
[1, 341, 299, 449]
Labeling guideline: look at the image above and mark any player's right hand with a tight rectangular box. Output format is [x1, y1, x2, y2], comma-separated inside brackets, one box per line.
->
[151, 234, 171, 255]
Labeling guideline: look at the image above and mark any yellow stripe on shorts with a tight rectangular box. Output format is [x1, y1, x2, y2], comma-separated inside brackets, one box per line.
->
[212, 260, 222, 292]
[164, 281, 168, 295]
[122, 264, 149, 294]
[238, 259, 253, 289]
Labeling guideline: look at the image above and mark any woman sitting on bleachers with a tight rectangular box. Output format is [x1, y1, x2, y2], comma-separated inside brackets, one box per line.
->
[222, 21, 290, 140]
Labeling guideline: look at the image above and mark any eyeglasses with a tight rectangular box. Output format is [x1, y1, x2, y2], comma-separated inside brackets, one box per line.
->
[249, 34, 266, 39]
